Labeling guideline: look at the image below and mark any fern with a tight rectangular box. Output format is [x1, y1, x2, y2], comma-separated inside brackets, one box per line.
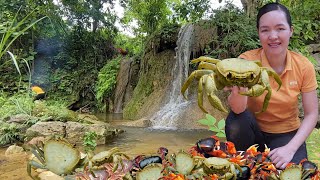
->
[96, 56, 121, 104]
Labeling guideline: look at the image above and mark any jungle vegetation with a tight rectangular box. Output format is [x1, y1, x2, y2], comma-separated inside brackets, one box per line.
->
[0, 0, 319, 154]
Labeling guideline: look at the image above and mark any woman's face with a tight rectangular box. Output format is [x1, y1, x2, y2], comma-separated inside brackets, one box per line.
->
[258, 10, 293, 57]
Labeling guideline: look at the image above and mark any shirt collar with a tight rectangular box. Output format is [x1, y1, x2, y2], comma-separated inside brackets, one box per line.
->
[260, 49, 292, 73]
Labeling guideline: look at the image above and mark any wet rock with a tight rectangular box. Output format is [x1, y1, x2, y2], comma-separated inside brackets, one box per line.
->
[308, 44, 320, 53]
[5, 144, 25, 156]
[121, 118, 152, 127]
[78, 113, 104, 124]
[27, 136, 46, 146]
[7, 114, 32, 124]
[37, 171, 64, 180]
[25, 121, 124, 145]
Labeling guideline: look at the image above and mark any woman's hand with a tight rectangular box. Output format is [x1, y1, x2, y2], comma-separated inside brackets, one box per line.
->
[269, 145, 295, 169]
[225, 86, 248, 114]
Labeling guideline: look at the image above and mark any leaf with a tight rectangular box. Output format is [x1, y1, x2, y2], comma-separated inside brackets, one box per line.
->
[7, 51, 21, 75]
[216, 132, 226, 138]
[209, 126, 220, 132]
[198, 119, 211, 126]
[205, 114, 216, 125]
[217, 119, 225, 129]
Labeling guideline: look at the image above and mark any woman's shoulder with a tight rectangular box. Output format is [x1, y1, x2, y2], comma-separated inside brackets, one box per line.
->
[238, 48, 263, 60]
[288, 50, 314, 66]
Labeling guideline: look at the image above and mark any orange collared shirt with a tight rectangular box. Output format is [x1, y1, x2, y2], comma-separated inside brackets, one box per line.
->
[239, 48, 318, 133]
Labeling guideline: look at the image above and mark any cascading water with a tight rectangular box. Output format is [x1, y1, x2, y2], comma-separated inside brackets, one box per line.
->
[150, 24, 195, 129]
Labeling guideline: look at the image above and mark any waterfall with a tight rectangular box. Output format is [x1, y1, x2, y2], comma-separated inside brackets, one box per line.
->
[150, 24, 195, 129]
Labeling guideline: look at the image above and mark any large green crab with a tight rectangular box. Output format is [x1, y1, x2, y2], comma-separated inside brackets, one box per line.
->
[27, 136, 130, 180]
[181, 56, 282, 113]
[27, 136, 81, 179]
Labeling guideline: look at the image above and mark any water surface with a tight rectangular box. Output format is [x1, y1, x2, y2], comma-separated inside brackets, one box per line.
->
[97, 125, 214, 157]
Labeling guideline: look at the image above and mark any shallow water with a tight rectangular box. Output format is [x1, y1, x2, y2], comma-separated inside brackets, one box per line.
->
[96, 113, 215, 155]
[97, 125, 214, 157]
[0, 114, 215, 179]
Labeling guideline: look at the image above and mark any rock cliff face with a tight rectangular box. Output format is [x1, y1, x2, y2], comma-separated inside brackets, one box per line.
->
[121, 22, 229, 129]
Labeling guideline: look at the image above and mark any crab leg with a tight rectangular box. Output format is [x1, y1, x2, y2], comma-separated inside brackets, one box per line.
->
[239, 84, 265, 97]
[204, 74, 228, 113]
[198, 75, 208, 113]
[30, 144, 45, 164]
[207, 93, 228, 113]
[181, 70, 213, 100]
[264, 68, 282, 91]
[28, 160, 47, 180]
[197, 61, 217, 70]
[191, 56, 221, 64]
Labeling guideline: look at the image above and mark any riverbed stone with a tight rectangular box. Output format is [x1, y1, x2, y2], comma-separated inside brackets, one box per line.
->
[5, 145, 25, 156]
[25, 121, 124, 145]
[37, 171, 64, 180]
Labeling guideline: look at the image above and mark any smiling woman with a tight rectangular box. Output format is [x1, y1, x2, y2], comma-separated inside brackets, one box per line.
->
[225, 2, 318, 169]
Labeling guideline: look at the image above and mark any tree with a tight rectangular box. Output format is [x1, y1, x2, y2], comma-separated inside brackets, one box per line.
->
[60, 0, 117, 32]
[122, 0, 171, 35]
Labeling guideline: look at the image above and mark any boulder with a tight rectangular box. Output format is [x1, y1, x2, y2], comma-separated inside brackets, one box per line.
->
[25, 121, 124, 145]
[5, 144, 25, 156]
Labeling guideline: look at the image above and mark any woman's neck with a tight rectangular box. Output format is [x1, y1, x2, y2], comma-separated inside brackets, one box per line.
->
[265, 52, 287, 75]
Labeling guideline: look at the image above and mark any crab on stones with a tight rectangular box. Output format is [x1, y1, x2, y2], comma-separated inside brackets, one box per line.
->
[181, 56, 282, 113]
[27, 136, 81, 180]
[83, 147, 131, 172]
[164, 150, 243, 179]
[202, 157, 243, 180]
[278, 160, 319, 180]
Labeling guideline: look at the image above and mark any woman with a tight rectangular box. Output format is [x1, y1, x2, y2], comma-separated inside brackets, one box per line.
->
[225, 2, 318, 169]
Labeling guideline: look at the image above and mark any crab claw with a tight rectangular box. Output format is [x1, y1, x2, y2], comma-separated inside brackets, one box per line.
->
[245, 144, 259, 157]
[181, 70, 213, 100]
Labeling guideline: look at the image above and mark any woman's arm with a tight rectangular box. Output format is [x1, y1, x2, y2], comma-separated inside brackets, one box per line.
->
[226, 86, 248, 114]
[269, 90, 318, 168]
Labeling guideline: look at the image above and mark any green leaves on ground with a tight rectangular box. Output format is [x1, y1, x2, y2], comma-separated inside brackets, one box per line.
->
[306, 129, 320, 166]
[198, 114, 226, 138]
[83, 131, 98, 153]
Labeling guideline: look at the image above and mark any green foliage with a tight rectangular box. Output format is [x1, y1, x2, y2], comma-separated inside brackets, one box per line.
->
[32, 100, 78, 122]
[279, 0, 320, 96]
[306, 129, 320, 166]
[198, 114, 226, 138]
[60, 0, 117, 33]
[114, 33, 143, 58]
[96, 56, 121, 109]
[122, 0, 171, 35]
[207, 3, 260, 58]
[171, 0, 211, 23]
[48, 28, 117, 107]
[0, 7, 46, 60]
[0, 122, 24, 146]
[0, 6, 45, 94]
[82, 131, 98, 153]
[0, 93, 34, 120]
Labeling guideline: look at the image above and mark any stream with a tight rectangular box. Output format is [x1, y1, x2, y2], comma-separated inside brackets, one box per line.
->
[96, 113, 214, 156]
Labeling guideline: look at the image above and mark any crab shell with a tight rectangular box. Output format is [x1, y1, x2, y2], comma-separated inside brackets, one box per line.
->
[215, 58, 261, 87]
[203, 157, 233, 174]
[44, 139, 81, 174]
[202, 156, 243, 180]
